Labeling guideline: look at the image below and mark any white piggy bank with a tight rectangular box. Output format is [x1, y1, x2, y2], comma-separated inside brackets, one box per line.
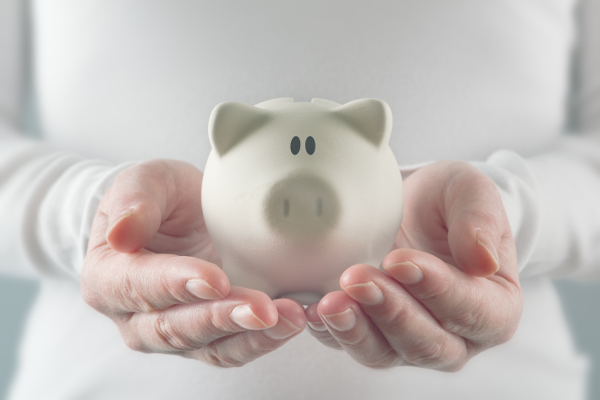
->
[202, 98, 403, 304]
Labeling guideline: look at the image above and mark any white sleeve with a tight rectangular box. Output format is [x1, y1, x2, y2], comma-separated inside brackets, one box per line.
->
[0, 125, 133, 280]
[471, 0, 600, 280]
[0, 0, 132, 280]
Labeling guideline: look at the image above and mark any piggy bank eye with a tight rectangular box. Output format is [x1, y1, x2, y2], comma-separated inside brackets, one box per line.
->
[290, 136, 301, 155]
[305, 136, 316, 155]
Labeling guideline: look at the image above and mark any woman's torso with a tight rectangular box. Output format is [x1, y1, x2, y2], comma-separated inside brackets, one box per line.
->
[33, 0, 573, 166]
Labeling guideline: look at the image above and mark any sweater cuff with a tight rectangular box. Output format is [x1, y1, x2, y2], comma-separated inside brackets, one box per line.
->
[37, 159, 136, 279]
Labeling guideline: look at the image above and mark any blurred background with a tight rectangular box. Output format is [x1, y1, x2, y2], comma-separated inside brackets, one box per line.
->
[1, 277, 599, 400]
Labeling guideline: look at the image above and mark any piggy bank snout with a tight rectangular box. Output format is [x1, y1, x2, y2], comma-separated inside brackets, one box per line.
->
[264, 173, 340, 240]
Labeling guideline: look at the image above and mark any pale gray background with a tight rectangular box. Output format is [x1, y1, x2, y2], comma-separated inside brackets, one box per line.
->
[0, 277, 599, 400]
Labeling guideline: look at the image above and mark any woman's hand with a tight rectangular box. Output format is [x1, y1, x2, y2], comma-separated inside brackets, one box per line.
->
[82, 160, 306, 367]
[305, 160, 522, 371]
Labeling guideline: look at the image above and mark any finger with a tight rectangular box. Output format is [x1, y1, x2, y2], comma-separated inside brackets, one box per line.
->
[443, 164, 512, 277]
[82, 249, 230, 314]
[317, 291, 405, 369]
[185, 298, 306, 367]
[305, 302, 342, 350]
[103, 163, 168, 253]
[120, 287, 284, 357]
[337, 264, 469, 371]
[263, 298, 306, 339]
[102, 160, 204, 253]
[380, 249, 522, 344]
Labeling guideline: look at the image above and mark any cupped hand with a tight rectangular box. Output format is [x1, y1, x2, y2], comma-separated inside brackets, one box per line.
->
[82, 160, 306, 367]
[305, 160, 523, 371]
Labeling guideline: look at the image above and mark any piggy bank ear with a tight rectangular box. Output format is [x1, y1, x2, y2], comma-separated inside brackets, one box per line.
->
[209, 102, 269, 156]
[333, 99, 392, 146]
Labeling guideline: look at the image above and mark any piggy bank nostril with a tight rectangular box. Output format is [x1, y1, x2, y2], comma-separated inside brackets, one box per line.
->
[283, 199, 290, 217]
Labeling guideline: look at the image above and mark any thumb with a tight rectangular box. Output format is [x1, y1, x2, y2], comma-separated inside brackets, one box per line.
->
[104, 162, 169, 253]
[444, 165, 508, 277]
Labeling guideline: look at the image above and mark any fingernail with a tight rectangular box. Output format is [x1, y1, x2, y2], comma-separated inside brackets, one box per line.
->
[307, 320, 328, 332]
[186, 279, 223, 300]
[383, 261, 424, 285]
[264, 314, 300, 340]
[230, 305, 270, 330]
[106, 207, 134, 236]
[343, 282, 384, 306]
[475, 230, 500, 272]
[321, 309, 356, 332]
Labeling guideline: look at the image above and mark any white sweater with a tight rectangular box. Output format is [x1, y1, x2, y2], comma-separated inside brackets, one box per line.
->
[1, 0, 599, 399]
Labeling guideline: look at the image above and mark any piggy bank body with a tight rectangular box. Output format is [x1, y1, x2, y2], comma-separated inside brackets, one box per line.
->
[202, 98, 403, 304]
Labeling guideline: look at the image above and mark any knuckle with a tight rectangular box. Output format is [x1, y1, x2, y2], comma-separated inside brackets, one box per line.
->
[441, 307, 486, 337]
[335, 330, 370, 349]
[154, 313, 197, 352]
[440, 287, 488, 337]
[206, 310, 228, 337]
[309, 330, 343, 350]
[380, 302, 418, 330]
[195, 331, 283, 368]
[157, 274, 190, 306]
[200, 343, 246, 368]
[119, 274, 155, 313]
[416, 279, 449, 302]
[205, 305, 239, 337]
[247, 332, 279, 354]
[402, 340, 446, 367]
[320, 338, 344, 350]
[362, 350, 402, 370]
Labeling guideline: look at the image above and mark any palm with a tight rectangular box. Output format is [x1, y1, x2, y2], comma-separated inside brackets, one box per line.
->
[97, 160, 222, 267]
[140, 169, 222, 267]
[144, 207, 221, 267]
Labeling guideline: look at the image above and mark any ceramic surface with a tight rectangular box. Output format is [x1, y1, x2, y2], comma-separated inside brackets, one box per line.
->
[202, 98, 403, 304]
